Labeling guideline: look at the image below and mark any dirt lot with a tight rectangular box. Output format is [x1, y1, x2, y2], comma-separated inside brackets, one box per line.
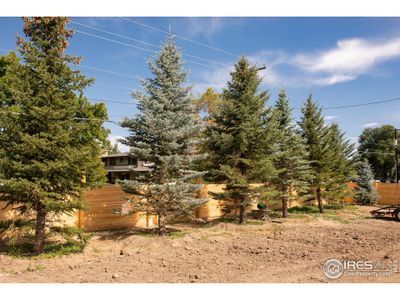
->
[1, 205, 400, 283]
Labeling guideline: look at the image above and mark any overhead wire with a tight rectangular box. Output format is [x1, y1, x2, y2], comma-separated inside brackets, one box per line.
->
[118, 17, 241, 58]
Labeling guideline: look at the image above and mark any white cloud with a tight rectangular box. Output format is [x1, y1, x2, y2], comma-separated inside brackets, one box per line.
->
[324, 115, 338, 121]
[363, 122, 380, 128]
[292, 37, 400, 85]
[108, 135, 130, 152]
[196, 35, 400, 90]
[294, 37, 400, 74]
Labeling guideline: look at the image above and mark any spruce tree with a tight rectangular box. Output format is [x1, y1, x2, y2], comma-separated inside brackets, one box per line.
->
[0, 17, 109, 254]
[271, 89, 312, 217]
[206, 57, 276, 224]
[119, 36, 207, 236]
[324, 123, 355, 207]
[354, 159, 379, 205]
[298, 95, 331, 213]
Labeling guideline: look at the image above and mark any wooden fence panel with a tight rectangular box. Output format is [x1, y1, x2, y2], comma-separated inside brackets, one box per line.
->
[2, 182, 400, 233]
[82, 185, 157, 231]
[376, 183, 400, 205]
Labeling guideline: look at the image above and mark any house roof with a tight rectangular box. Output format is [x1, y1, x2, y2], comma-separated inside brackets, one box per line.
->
[101, 152, 135, 158]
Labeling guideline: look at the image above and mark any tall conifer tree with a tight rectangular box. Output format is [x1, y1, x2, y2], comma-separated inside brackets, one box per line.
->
[119, 36, 206, 236]
[298, 95, 330, 213]
[324, 123, 355, 207]
[0, 17, 109, 253]
[271, 89, 312, 217]
[206, 57, 276, 224]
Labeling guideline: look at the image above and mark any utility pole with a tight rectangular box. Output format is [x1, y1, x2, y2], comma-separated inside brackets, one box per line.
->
[395, 128, 399, 183]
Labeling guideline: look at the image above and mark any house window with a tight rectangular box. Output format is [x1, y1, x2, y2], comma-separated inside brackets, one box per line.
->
[110, 158, 116, 166]
[120, 157, 124, 163]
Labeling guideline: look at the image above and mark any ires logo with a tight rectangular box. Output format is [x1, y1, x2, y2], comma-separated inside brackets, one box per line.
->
[343, 260, 373, 270]
[323, 259, 375, 279]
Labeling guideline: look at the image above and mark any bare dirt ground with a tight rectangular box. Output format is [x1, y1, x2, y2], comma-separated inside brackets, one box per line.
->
[1, 205, 400, 283]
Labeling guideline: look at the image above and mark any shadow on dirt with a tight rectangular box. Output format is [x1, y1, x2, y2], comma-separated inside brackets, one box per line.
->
[95, 227, 183, 241]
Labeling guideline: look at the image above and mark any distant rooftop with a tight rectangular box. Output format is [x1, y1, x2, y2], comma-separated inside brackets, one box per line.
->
[101, 152, 135, 158]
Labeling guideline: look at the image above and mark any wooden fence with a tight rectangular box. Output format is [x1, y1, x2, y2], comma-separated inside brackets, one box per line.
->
[375, 183, 400, 205]
[1, 182, 400, 232]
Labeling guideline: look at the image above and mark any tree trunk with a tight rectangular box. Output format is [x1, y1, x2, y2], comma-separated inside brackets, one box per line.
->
[34, 203, 46, 254]
[239, 203, 246, 224]
[281, 183, 288, 218]
[158, 213, 166, 236]
[316, 187, 324, 213]
[282, 196, 288, 218]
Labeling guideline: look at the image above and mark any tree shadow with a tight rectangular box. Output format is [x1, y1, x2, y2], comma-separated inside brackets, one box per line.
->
[0, 239, 84, 258]
[95, 227, 183, 241]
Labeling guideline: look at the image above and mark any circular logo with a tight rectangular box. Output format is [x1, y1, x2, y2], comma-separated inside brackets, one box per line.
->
[323, 259, 344, 279]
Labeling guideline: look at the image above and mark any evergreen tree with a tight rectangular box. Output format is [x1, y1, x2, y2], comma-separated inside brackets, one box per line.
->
[324, 123, 355, 207]
[271, 89, 312, 217]
[206, 57, 276, 224]
[298, 95, 331, 213]
[119, 36, 207, 236]
[0, 17, 109, 254]
[354, 159, 379, 205]
[358, 125, 396, 182]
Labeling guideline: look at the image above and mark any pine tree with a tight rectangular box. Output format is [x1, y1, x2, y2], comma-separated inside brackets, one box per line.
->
[354, 159, 379, 205]
[298, 95, 331, 213]
[271, 89, 312, 217]
[206, 57, 277, 224]
[324, 123, 355, 207]
[0, 17, 109, 254]
[119, 36, 207, 236]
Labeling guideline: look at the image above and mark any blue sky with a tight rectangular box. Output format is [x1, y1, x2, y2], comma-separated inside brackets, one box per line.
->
[1, 17, 400, 151]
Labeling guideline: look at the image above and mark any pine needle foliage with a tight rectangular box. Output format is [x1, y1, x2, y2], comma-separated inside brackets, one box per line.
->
[0, 17, 109, 254]
[206, 57, 277, 224]
[119, 36, 207, 235]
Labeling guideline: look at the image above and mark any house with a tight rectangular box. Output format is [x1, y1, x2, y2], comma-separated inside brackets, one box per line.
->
[101, 152, 152, 183]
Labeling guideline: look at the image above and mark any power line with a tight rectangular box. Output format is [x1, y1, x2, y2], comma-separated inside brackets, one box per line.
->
[324, 97, 400, 110]
[71, 21, 228, 68]
[73, 29, 158, 54]
[119, 17, 241, 58]
[0, 110, 121, 125]
[73, 28, 225, 69]
[76, 64, 143, 81]
[94, 82, 133, 91]
[70, 21, 160, 49]
[88, 98, 135, 105]
[293, 96, 400, 111]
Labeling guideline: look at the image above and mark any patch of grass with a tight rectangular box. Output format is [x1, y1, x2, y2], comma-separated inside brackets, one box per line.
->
[26, 264, 45, 272]
[219, 217, 264, 225]
[289, 214, 312, 219]
[0, 242, 86, 259]
[322, 214, 350, 224]
[220, 217, 238, 224]
[288, 206, 320, 214]
[168, 231, 187, 239]
[245, 220, 264, 225]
